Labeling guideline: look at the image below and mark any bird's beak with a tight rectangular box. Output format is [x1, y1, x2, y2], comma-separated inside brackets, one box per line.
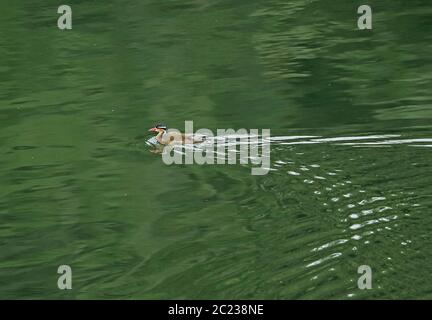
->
[149, 127, 158, 132]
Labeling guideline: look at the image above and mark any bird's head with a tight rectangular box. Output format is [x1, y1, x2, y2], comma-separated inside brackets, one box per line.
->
[148, 123, 168, 134]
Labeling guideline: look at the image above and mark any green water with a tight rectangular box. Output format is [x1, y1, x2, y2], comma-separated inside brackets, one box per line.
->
[1, 0, 432, 299]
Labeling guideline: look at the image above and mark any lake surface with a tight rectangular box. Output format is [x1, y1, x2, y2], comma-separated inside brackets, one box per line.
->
[0, 0, 431, 299]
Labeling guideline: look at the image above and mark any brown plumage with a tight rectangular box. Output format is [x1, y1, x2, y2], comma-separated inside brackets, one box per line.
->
[148, 124, 205, 146]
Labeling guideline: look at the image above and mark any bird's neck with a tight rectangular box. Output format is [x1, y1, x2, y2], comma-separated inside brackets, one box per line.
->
[156, 131, 166, 143]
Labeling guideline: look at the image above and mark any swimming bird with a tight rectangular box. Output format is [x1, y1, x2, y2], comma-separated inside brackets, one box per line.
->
[148, 124, 206, 145]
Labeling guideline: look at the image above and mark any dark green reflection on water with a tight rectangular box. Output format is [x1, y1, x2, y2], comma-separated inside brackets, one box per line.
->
[0, 0, 431, 299]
